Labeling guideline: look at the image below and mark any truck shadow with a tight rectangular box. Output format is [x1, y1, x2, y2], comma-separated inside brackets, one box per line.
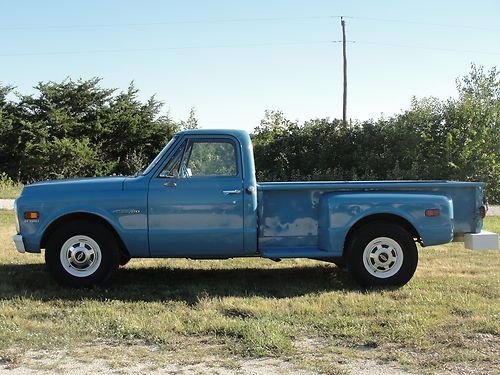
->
[0, 262, 358, 304]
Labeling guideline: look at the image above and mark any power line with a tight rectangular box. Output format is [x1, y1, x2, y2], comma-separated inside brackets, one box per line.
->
[0, 15, 339, 31]
[2, 15, 498, 32]
[0, 40, 498, 58]
[344, 16, 500, 32]
[0, 40, 343, 57]
[354, 41, 500, 56]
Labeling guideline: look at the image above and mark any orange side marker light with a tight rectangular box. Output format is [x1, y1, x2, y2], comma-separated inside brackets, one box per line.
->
[24, 211, 39, 220]
[425, 209, 440, 217]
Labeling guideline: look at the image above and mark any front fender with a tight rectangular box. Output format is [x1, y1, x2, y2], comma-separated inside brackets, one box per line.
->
[17, 196, 148, 256]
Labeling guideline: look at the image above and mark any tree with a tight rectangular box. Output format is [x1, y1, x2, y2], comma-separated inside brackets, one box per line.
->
[0, 78, 180, 182]
[180, 107, 199, 130]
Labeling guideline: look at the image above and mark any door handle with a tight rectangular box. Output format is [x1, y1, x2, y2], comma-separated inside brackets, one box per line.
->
[163, 181, 177, 187]
[222, 189, 241, 195]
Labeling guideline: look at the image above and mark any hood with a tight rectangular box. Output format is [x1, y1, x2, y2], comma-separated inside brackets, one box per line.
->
[21, 176, 127, 196]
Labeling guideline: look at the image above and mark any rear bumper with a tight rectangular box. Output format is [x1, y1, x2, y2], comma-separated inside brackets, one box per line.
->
[464, 231, 499, 250]
[12, 234, 26, 253]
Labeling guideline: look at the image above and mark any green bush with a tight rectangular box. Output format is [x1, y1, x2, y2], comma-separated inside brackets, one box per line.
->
[253, 65, 499, 203]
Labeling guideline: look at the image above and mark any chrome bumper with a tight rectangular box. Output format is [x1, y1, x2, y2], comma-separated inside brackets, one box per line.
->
[12, 234, 25, 253]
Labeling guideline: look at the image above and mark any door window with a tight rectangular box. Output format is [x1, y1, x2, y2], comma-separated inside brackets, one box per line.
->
[160, 138, 238, 178]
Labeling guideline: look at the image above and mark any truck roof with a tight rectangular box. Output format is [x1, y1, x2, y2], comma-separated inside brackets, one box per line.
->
[175, 129, 250, 138]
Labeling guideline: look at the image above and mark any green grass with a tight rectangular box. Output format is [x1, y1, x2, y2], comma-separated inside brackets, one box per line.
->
[0, 179, 22, 199]
[0, 211, 499, 373]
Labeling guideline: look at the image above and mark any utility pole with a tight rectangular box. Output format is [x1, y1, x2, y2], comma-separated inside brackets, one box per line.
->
[341, 16, 347, 124]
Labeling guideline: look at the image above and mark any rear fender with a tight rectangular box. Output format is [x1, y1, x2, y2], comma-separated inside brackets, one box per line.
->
[318, 192, 454, 256]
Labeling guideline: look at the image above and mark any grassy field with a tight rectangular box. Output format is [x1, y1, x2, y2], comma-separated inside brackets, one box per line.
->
[0, 178, 22, 199]
[0, 210, 498, 374]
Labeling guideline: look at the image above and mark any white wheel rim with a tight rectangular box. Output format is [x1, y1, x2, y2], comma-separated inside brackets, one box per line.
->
[362, 237, 404, 279]
[60, 235, 102, 278]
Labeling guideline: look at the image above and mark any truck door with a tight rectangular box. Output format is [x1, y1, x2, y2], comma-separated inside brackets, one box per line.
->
[148, 135, 246, 257]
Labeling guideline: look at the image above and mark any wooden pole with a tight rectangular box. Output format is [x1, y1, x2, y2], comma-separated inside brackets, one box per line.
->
[341, 16, 347, 124]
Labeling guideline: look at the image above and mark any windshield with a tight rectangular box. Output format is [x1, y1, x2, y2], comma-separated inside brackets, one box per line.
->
[138, 136, 178, 176]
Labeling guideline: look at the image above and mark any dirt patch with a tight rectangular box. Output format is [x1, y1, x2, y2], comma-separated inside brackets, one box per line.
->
[0, 344, 425, 375]
[4, 352, 314, 375]
[4, 340, 497, 374]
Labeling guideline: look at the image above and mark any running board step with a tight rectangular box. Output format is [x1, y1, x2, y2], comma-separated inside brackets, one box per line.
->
[260, 247, 333, 259]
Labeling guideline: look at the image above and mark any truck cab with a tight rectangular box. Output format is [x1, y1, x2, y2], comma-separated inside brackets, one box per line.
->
[146, 130, 258, 257]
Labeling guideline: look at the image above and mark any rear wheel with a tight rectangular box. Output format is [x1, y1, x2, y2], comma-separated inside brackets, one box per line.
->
[45, 220, 120, 287]
[346, 221, 418, 287]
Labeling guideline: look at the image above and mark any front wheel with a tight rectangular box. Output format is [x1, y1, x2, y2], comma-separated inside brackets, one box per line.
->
[45, 220, 120, 287]
[346, 221, 418, 287]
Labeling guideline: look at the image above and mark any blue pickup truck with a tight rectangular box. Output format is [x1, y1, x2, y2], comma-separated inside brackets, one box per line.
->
[12, 129, 498, 287]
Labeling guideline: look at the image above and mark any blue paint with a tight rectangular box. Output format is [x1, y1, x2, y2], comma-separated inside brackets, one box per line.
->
[318, 193, 454, 256]
[147, 135, 245, 257]
[14, 129, 485, 260]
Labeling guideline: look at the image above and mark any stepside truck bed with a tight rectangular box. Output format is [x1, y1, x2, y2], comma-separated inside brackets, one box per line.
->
[257, 181, 484, 259]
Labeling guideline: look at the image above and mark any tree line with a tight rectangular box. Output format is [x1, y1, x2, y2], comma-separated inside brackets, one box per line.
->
[0, 65, 498, 203]
[253, 65, 499, 203]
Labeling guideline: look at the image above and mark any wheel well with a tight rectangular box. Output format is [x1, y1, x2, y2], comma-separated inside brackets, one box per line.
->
[40, 212, 130, 258]
[345, 213, 421, 252]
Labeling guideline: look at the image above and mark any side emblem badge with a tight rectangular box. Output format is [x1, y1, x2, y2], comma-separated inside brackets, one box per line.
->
[112, 209, 141, 215]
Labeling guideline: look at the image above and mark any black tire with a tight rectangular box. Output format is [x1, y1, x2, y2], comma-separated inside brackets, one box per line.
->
[45, 220, 120, 287]
[346, 221, 418, 287]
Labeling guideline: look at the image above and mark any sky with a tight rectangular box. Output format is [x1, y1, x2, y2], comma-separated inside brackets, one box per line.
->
[1, 0, 499, 131]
